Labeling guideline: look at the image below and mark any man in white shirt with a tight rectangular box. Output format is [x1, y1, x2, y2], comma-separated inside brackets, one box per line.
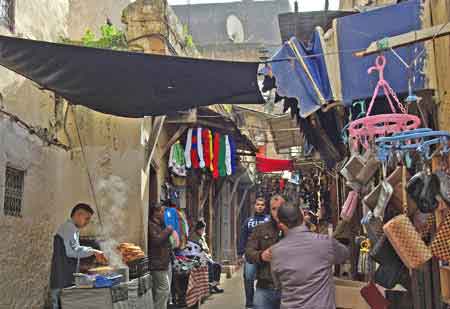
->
[50, 203, 106, 309]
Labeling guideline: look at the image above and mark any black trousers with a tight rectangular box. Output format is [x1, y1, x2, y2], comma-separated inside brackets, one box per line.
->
[207, 261, 222, 284]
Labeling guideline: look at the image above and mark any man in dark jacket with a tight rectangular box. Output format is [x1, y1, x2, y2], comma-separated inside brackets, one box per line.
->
[271, 203, 350, 309]
[245, 195, 285, 309]
[238, 197, 270, 308]
[149, 203, 174, 309]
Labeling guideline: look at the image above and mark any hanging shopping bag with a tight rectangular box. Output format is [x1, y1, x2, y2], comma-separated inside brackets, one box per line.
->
[383, 166, 432, 269]
[430, 213, 450, 262]
[356, 151, 381, 185]
[341, 191, 359, 222]
[360, 281, 390, 309]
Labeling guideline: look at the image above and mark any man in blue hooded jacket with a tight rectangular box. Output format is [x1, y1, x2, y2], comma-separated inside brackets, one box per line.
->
[238, 197, 270, 309]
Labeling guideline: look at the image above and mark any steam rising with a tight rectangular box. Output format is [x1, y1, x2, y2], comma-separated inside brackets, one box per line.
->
[97, 175, 129, 267]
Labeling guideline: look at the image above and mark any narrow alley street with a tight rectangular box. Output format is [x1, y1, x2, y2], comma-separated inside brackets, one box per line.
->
[201, 270, 245, 309]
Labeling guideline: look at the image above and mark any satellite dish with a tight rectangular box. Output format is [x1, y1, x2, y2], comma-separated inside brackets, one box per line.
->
[226, 15, 245, 43]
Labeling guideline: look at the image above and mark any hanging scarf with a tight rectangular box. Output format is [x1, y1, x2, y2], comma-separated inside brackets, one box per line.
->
[229, 136, 237, 174]
[202, 129, 211, 169]
[197, 127, 205, 168]
[191, 129, 200, 169]
[185, 128, 193, 168]
[209, 130, 214, 172]
[219, 134, 227, 177]
[213, 132, 220, 178]
[225, 135, 232, 176]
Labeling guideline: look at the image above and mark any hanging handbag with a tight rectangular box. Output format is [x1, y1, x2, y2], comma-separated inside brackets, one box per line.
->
[374, 261, 410, 290]
[364, 166, 402, 210]
[383, 166, 432, 269]
[435, 170, 450, 205]
[430, 213, 450, 262]
[369, 234, 399, 266]
[373, 181, 393, 219]
[406, 170, 440, 213]
[341, 191, 359, 222]
[356, 152, 381, 185]
[363, 214, 384, 244]
[340, 155, 365, 182]
[360, 281, 390, 309]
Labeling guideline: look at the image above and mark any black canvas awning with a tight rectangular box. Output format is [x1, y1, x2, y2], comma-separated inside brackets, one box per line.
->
[0, 35, 264, 117]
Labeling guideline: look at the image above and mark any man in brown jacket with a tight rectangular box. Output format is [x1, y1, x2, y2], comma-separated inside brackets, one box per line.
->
[148, 203, 173, 309]
[271, 203, 350, 309]
[245, 194, 285, 309]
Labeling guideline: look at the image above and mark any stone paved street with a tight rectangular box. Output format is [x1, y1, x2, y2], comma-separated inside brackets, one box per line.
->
[201, 269, 245, 309]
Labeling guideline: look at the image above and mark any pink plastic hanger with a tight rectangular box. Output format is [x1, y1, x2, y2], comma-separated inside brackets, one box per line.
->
[348, 55, 421, 150]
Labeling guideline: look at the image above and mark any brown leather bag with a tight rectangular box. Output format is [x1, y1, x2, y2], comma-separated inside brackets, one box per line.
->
[431, 213, 450, 262]
[382, 166, 432, 269]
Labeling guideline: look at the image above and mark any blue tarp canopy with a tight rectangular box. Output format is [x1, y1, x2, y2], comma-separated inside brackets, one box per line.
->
[265, 34, 333, 118]
[337, 0, 425, 106]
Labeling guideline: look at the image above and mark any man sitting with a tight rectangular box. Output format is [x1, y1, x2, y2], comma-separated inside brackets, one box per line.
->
[189, 220, 224, 293]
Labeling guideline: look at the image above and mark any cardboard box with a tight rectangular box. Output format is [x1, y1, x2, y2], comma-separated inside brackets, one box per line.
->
[334, 278, 370, 309]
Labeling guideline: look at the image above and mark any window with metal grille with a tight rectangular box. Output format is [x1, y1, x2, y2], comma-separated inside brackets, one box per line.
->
[0, 0, 14, 31]
[4, 166, 24, 217]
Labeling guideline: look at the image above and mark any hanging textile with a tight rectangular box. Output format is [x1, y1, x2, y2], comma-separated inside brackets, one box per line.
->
[169, 141, 187, 177]
[191, 129, 200, 169]
[164, 207, 181, 238]
[202, 129, 212, 170]
[229, 136, 237, 174]
[184, 129, 193, 169]
[186, 266, 210, 306]
[219, 134, 227, 177]
[256, 155, 294, 173]
[213, 132, 220, 179]
[262, 34, 333, 118]
[0, 35, 264, 117]
[225, 135, 232, 176]
[197, 128, 205, 168]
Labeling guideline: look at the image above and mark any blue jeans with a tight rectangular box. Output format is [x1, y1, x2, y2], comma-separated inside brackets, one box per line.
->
[244, 262, 257, 307]
[51, 289, 61, 309]
[254, 288, 281, 309]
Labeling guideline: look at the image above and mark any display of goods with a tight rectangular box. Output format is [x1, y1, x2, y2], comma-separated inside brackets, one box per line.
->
[117, 243, 145, 263]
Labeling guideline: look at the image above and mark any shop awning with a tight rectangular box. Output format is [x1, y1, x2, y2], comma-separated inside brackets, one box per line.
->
[268, 114, 304, 153]
[0, 35, 264, 117]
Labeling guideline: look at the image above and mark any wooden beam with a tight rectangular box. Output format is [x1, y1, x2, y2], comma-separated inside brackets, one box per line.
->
[354, 23, 450, 57]
[161, 125, 188, 156]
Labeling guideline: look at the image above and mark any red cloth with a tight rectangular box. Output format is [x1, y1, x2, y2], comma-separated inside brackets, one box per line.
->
[202, 129, 211, 169]
[191, 129, 200, 169]
[186, 266, 209, 307]
[256, 155, 294, 173]
[279, 178, 285, 191]
[213, 132, 220, 178]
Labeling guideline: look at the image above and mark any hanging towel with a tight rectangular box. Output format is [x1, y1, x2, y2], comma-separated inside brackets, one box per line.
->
[213, 132, 220, 178]
[169, 142, 186, 176]
[219, 134, 227, 177]
[191, 129, 200, 169]
[229, 136, 237, 174]
[197, 127, 205, 168]
[185, 129, 193, 168]
[209, 130, 214, 172]
[202, 129, 211, 169]
[225, 135, 232, 176]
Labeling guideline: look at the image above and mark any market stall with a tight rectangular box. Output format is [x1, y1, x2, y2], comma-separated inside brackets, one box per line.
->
[59, 243, 153, 309]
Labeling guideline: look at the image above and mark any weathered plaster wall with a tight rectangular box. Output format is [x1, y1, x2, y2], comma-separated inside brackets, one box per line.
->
[0, 1, 146, 308]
